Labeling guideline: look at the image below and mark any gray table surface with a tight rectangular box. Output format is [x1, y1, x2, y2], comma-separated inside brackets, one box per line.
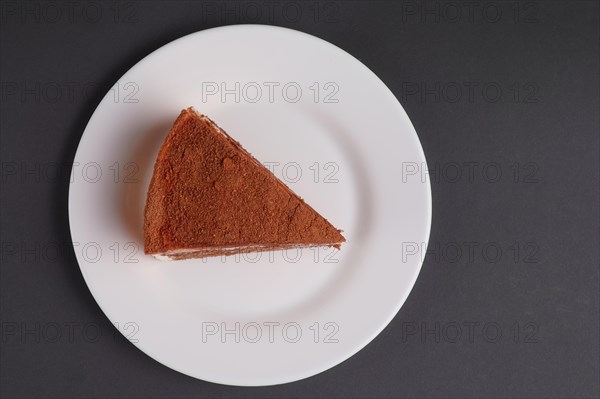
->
[1, 1, 599, 398]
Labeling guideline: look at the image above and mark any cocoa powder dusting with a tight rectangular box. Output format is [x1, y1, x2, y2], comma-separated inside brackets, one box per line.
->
[144, 108, 345, 255]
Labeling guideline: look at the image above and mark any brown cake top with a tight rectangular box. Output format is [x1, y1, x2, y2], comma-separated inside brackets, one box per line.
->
[144, 108, 345, 254]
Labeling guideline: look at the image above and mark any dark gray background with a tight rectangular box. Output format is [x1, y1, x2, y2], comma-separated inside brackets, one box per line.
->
[1, 1, 599, 398]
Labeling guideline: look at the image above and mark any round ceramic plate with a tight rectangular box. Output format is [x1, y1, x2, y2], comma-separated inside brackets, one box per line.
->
[69, 25, 431, 386]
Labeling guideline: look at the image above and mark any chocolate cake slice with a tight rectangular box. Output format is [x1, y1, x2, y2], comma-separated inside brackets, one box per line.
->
[144, 107, 345, 260]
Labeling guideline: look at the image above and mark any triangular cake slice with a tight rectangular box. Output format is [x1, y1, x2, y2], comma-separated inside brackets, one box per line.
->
[144, 107, 345, 260]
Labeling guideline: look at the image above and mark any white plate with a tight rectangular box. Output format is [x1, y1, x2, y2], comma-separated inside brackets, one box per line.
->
[69, 25, 431, 386]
